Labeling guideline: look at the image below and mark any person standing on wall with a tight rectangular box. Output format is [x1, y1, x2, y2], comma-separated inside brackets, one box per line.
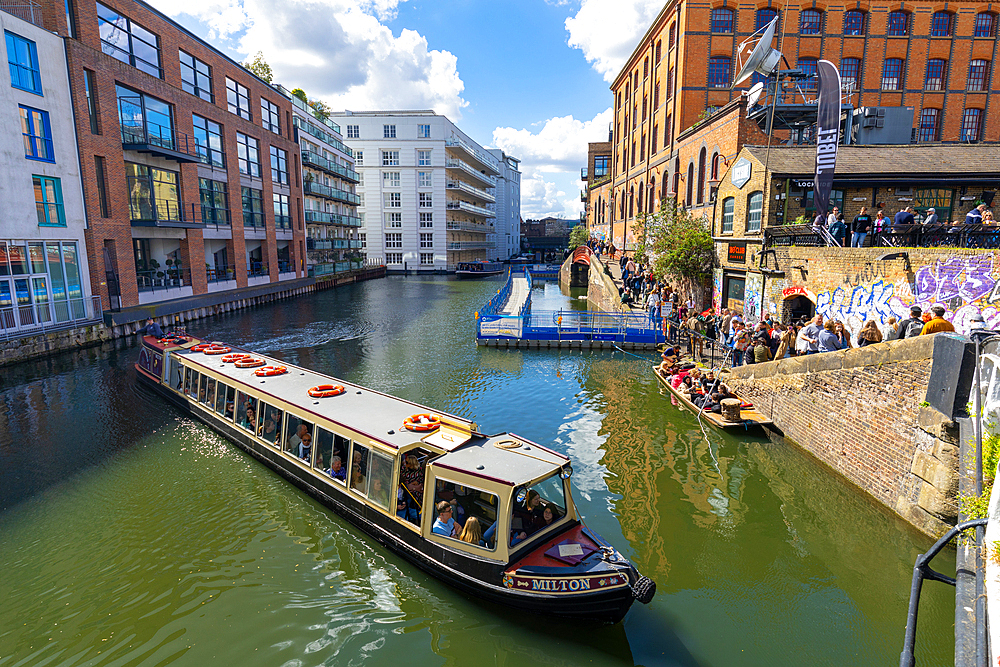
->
[851, 207, 872, 247]
[920, 305, 956, 335]
[829, 214, 847, 247]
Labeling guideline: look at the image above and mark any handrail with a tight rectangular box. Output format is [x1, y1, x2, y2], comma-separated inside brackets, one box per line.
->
[0, 295, 102, 340]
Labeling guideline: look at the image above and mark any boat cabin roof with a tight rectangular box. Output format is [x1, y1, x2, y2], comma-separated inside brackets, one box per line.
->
[432, 434, 569, 487]
[164, 338, 476, 451]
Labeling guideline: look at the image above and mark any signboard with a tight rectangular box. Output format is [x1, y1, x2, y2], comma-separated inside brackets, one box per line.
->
[813, 60, 842, 220]
[727, 242, 747, 264]
[795, 180, 815, 189]
[782, 286, 807, 299]
[502, 572, 628, 594]
[731, 157, 752, 189]
[478, 315, 522, 339]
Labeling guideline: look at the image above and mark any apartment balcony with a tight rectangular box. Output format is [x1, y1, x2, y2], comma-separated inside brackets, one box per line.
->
[304, 180, 361, 205]
[302, 150, 359, 183]
[445, 139, 500, 175]
[446, 180, 495, 204]
[305, 210, 362, 227]
[131, 201, 205, 229]
[447, 241, 495, 251]
[446, 200, 495, 218]
[119, 98, 200, 163]
[0, 0, 43, 26]
[446, 221, 492, 234]
[274, 215, 291, 230]
[580, 190, 587, 202]
[293, 117, 352, 157]
[581, 167, 588, 181]
[445, 158, 497, 187]
[306, 239, 363, 250]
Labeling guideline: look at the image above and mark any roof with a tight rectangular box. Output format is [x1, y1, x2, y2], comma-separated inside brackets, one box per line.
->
[433, 434, 569, 487]
[742, 144, 1000, 180]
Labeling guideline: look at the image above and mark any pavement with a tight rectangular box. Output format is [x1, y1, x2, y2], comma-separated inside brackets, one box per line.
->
[601, 257, 645, 312]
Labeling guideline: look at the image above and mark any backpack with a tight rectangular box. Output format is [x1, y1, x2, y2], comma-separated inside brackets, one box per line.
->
[903, 318, 924, 338]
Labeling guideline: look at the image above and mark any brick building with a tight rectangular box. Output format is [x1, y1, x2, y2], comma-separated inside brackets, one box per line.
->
[580, 141, 611, 239]
[609, 0, 1000, 254]
[38, 0, 306, 309]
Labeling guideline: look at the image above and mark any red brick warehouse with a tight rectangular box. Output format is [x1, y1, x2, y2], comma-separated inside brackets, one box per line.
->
[35, 0, 306, 309]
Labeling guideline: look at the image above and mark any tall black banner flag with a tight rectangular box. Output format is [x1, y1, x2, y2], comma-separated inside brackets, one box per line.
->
[813, 60, 841, 221]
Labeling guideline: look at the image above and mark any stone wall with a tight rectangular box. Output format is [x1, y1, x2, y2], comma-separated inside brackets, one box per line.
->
[586, 254, 624, 312]
[724, 334, 973, 537]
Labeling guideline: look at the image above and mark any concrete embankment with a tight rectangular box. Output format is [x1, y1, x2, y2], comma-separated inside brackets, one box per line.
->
[558, 251, 626, 313]
[723, 333, 974, 538]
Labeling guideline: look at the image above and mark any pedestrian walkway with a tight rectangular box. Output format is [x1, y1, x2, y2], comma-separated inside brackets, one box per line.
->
[499, 273, 529, 315]
[603, 259, 645, 312]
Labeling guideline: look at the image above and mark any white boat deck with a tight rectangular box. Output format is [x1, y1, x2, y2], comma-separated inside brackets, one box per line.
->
[499, 275, 529, 315]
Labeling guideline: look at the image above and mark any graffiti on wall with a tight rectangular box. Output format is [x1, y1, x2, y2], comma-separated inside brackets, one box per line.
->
[712, 269, 723, 315]
[744, 272, 763, 323]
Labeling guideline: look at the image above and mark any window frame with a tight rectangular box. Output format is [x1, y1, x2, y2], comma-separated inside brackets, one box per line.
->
[721, 197, 734, 234]
[841, 57, 861, 90]
[417, 150, 432, 166]
[930, 11, 953, 37]
[236, 132, 261, 177]
[843, 10, 865, 36]
[385, 232, 402, 249]
[199, 177, 230, 226]
[96, 3, 162, 78]
[34, 176, 65, 227]
[382, 150, 399, 166]
[887, 11, 909, 36]
[975, 12, 996, 38]
[385, 252, 402, 265]
[270, 145, 288, 185]
[192, 114, 225, 168]
[881, 58, 904, 91]
[924, 59, 947, 91]
[799, 9, 823, 35]
[917, 108, 940, 142]
[273, 193, 290, 228]
[962, 108, 983, 142]
[746, 191, 763, 232]
[383, 124, 396, 138]
[124, 162, 180, 224]
[417, 123, 431, 138]
[968, 59, 990, 92]
[708, 56, 731, 89]
[418, 192, 432, 208]
[6, 31, 42, 94]
[242, 186, 265, 228]
[346, 125, 359, 138]
[179, 50, 212, 102]
[20, 106, 54, 162]
[710, 8, 735, 33]
[384, 192, 401, 208]
[261, 97, 281, 135]
[226, 78, 252, 121]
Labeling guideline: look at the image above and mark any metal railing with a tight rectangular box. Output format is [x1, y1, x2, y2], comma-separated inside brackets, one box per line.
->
[304, 180, 361, 205]
[447, 241, 495, 250]
[137, 267, 192, 292]
[445, 158, 497, 186]
[304, 210, 362, 226]
[206, 265, 235, 283]
[277, 260, 293, 274]
[446, 221, 492, 233]
[248, 262, 269, 278]
[0, 295, 102, 340]
[0, 0, 42, 26]
[446, 200, 495, 217]
[274, 215, 291, 230]
[301, 150, 359, 182]
[444, 138, 500, 173]
[119, 98, 200, 159]
[767, 222, 1000, 249]
[292, 116, 353, 157]
[446, 180, 495, 203]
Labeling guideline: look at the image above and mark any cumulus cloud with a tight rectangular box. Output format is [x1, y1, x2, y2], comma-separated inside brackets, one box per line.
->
[151, 0, 467, 119]
[565, 0, 662, 82]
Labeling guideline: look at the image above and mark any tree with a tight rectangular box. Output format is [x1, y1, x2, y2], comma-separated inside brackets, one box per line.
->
[308, 98, 331, 121]
[290, 88, 308, 103]
[646, 198, 714, 285]
[244, 52, 272, 83]
[569, 224, 589, 249]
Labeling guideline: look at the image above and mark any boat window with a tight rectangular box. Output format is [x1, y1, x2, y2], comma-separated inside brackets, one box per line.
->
[510, 473, 568, 547]
[350, 443, 370, 495]
[284, 414, 314, 462]
[173, 363, 184, 391]
[368, 450, 393, 509]
[201, 376, 216, 406]
[236, 392, 258, 432]
[257, 402, 282, 446]
[183, 368, 199, 397]
[430, 479, 499, 552]
[314, 426, 346, 482]
[214, 381, 228, 416]
[398, 449, 430, 527]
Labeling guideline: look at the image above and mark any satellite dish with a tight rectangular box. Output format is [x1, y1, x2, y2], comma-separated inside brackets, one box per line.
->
[732, 17, 782, 88]
[746, 81, 765, 107]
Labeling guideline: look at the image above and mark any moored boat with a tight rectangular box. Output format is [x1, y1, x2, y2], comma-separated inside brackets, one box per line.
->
[455, 261, 504, 278]
[135, 333, 655, 622]
[653, 366, 772, 431]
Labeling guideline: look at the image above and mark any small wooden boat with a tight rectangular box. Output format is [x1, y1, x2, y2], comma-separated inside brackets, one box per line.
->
[456, 261, 504, 278]
[653, 366, 772, 430]
[135, 333, 655, 622]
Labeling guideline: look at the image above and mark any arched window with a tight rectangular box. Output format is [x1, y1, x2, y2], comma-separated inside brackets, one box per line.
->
[918, 109, 940, 142]
[672, 158, 680, 196]
[643, 57, 649, 78]
[882, 59, 904, 91]
[628, 187, 634, 218]
[668, 24, 676, 49]
[655, 40, 662, 64]
[661, 177, 668, 202]
[887, 11, 908, 36]
[696, 148, 706, 205]
[711, 152, 720, 180]
[962, 108, 983, 141]
[637, 182, 644, 214]
[708, 56, 731, 88]
[721, 197, 735, 233]
[747, 191, 764, 232]
[841, 58, 861, 90]
[844, 10, 865, 35]
[798, 57, 818, 93]
[686, 163, 694, 206]
[925, 59, 946, 90]
[597, 196, 603, 224]
[711, 7, 735, 33]
[800, 9, 822, 35]
[969, 59, 990, 92]
[931, 11, 953, 37]
[975, 13, 996, 38]
[756, 8, 777, 31]
[649, 177, 656, 212]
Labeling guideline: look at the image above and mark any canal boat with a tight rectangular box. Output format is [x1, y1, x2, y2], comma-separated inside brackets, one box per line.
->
[455, 261, 504, 278]
[135, 334, 655, 622]
[653, 367, 772, 431]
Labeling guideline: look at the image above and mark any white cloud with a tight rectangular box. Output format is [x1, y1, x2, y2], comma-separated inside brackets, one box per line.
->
[151, 0, 467, 119]
[565, 0, 662, 82]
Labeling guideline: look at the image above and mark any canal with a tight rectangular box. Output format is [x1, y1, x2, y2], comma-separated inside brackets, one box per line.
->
[0, 276, 954, 666]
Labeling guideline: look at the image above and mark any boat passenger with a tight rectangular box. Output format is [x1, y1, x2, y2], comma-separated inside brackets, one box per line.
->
[225, 397, 235, 420]
[534, 504, 560, 532]
[401, 454, 425, 494]
[432, 501, 459, 538]
[370, 476, 390, 508]
[397, 485, 419, 523]
[329, 456, 346, 480]
[350, 464, 366, 491]
[297, 432, 312, 461]
[259, 418, 278, 442]
[460, 516, 485, 546]
[288, 424, 310, 457]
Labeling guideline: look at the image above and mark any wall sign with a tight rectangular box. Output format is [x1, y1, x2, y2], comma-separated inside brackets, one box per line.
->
[727, 242, 747, 264]
[731, 158, 752, 189]
[795, 180, 814, 189]
[783, 286, 807, 298]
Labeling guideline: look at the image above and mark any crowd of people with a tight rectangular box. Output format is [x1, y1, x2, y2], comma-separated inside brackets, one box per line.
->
[811, 203, 997, 248]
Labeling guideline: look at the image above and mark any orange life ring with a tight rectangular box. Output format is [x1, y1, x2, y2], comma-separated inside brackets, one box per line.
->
[403, 413, 441, 432]
[221, 353, 251, 363]
[254, 365, 287, 377]
[191, 343, 213, 352]
[204, 345, 231, 355]
[234, 357, 266, 368]
[308, 384, 345, 398]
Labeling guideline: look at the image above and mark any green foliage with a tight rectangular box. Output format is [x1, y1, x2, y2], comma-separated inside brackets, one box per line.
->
[244, 52, 272, 83]
[644, 198, 714, 284]
[308, 98, 332, 120]
[792, 214, 811, 225]
[291, 88, 307, 102]
[569, 225, 589, 249]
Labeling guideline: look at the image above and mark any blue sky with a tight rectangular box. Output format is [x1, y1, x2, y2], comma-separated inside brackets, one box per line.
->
[150, 0, 662, 218]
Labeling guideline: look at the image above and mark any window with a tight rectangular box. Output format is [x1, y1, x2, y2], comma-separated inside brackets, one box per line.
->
[917, 109, 940, 142]
[696, 148, 706, 205]
[747, 191, 763, 232]
[643, 57, 648, 78]
[261, 98, 281, 134]
[386, 253, 402, 264]
[844, 10, 865, 35]
[216, 383, 235, 419]
[669, 23, 676, 48]
[654, 82, 659, 109]
[383, 171, 400, 187]
[117, 85, 173, 148]
[930, 12, 952, 37]
[242, 186, 264, 227]
[756, 8, 777, 30]
[417, 124, 431, 138]
[273, 193, 290, 228]
[639, 133, 646, 161]
[667, 69, 674, 97]
[385, 212, 401, 227]
[192, 115, 224, 168]
[962, 108, 983, 141]
[83, 69, 99, 134]
[711, 8, 734, 33]
[708, 57, 730, 88]
[420, 233, 433, 248]
[655, 40, 661, 64]
[924, 59, 946, 91]
[20, 106, 53, 162]
[969, 60, 990, 91]
[226, 78, 251, 120]
[385, 233, 402, 248]
[418, 171, 432, 187]
[975, 13, 996, 38]
[419, 193, 432, 208]
[97, 4, 161, 77]
[355, 150, 363, 166]
[125, 163, 180, 223]
[383, 124, 396, 138]
[887, 11, 908, 36]
[34, 176, 64, 226]
[419, 212, 433, 227]
[382, 150, 399, 166]
[179, 51, 212, 101]
[652, 126, 658, 154]
[236, 132, 261, 177]
[420, 253, 433, 265]
[800, 9, 822, 35]
[199, 178, 229, 225]
[256, 402, 283, 446]
[359, 233, 366, 248]
[594, 155, 609, 178]
[721, 197, 734, 233]
[798, 58, 818, 92]
[385, 192, 401, 208]
[269, 146, 288, 184]
[841, 58, 861, 90]
[6, 32, 41, 94]
[346, 124, 359, 138]
[882, 59, 903, 90]
[417, 150, 432, 166]
[642, 96, 647, 120]
[94, 156, 109, 217]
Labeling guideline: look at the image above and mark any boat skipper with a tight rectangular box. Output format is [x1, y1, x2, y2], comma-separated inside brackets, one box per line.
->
[136, 318, 163, 338]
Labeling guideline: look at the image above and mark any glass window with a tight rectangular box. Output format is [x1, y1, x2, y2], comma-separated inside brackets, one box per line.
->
[420, 233, 432, 248]
[236, 132, 261, 177]
[116, 85, 173, 149]
[270, 146, 288, 184]
[242, 187, 264, 227]
[179, 51, 212, 101]
[199, 178, 229, 225]
[918, 109, 940, 142]
[925, 59, 946, 91]
[83, 69, 99, 134]
[226, 78, 251, 120]
[418, 171, 431, 187]
[261, 98, 281, 134]
[367, 450, 393, 509]
[417, 123, 431, 138]
[708, 56, 730, 88]
[711, 8, 734, 33]
[510, 473, 567, 547]
[887, 11, 908, 36]
[183, 367, 199, 397]
[355, 150, 363, 166]
[192, 114, 224, 167]
[125, 163, 180, 223]
[420, 253, 433, 265]
[383, 171, 400, 187]
[844, 10, 865, 36]
[417, 150, 431, 166]
[314, 427, 344, 481]
[418, 192, 432, 208]
[882, 59, 903, 90]
[200, 376, 216, 406]
[284, 415, 314, 461]
[385, 192, 401, 208]
[975, 13, 996, 38]
[419, 212, 433, 227]
[841, 58, 861, 90]
[385, 253, 402, 264]
[34, 176, 65, 227]
[747, 191, 763, 232]
[800, 9, 822, 35]
[346, 125, 359, 138]
[236, 392, 258, 432]
[215, 381, 233, 417]
[6, 32, 41, 94]
[721, 197, 734, 233]
[350, 442, 370, 495]
[969, 60, 990, 91]
[257, 402, 283, 446]
[385, 212, 401, 227]
[429, 478, 499, 548]
[930, 11, 952, 37]
[756, 8, 777, 31]
[383, 124, 395, 138]
[97, 3, 161, 77]
[385, 233, 402, 248]
[798, 58, 818, 92]
[594, 155, 609, 177]
[20, 106, 53, 162]
[273, 193, 290, 228]
[382, 150, 399, 166]
[962, 108, 983, 141]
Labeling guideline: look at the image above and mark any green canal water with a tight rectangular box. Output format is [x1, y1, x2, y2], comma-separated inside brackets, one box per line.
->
[0, 277, 955, 666]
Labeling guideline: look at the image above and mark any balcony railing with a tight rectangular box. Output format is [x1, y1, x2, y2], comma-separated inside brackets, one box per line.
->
[304, 180, 361, 205]
[137, 267, 192, 292]
[446, 200, 495, 218]
[0, 0, 43, 26]
[580, 190, 587, 202]
[119, 97, 200, 163]
[293, 117, 353, 157]
[206, 265, 236, 283]
[278, 260, 293, 274]
[304, 210, 362, 227]
[302, 151, 359, 183]
[447, 241, 495, 250]
[276, 85, 345, 136]
[446, 180, 495, 203]
[765, 222, 1000, 250]
[445, 159, 497, 186]
[308, 239, 333, 250]
[131, 202, 205, 229]
[445, 138, 500, 175]
[0, 295, 102, 341]
[247, 262, 269, 278]
[274, 215, 291, 230]
[581, 167, 588, 180]
[446, 221, 492, 234]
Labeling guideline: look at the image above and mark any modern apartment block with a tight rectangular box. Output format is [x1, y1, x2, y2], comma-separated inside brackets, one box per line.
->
[277, 87, 362, 277]
[487, 148, 522, 261]
[332, 110, 506, 272]
[34, 0, 306, 310]
[1, 7, 96, 336]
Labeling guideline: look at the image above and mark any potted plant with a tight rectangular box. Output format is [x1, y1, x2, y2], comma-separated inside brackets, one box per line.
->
[173, 258, 184, 286]
[148, 258, 161, 285]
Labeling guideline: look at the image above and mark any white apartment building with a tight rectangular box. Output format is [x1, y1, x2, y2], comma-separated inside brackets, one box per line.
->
[0, 8, 95, 335]
[332, 110, 509, 272]
[279, 88, 362, 277]
[488, 149, 521, 261]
